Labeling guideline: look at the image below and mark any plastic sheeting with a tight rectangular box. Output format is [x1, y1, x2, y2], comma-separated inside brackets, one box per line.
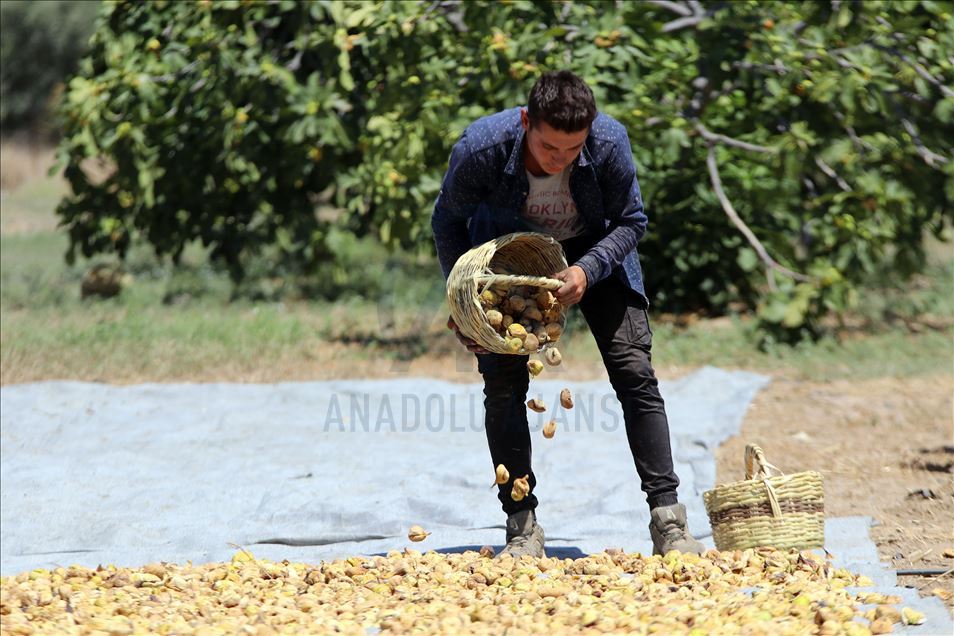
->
[1, 367, 764, 570]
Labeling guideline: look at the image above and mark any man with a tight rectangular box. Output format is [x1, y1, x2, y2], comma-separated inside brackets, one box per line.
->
[431, 70, 704, 559]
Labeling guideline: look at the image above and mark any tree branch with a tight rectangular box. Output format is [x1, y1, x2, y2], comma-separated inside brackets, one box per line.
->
[646, 0, 711, 32]
[645, 0, 692, 17]
[706, 146, 812, 290]
[829, 108, 876, 154]
[827, 52, 861, 71]
[695, 123, 776, 154]
[814, 157, 851, 191]
[731, 60, 789, 74]
[142, 60, 199, 84]
[883, 93, 950, 168]
[661, 15, 706, 32]
[798, 40, 869, 72]
[901, 118, 949, 168]
[437, 0, 467, 33]
[870, 42, 954, 99]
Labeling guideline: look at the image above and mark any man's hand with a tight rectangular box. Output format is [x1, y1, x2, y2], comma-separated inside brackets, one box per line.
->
[553, 265, 588, 306]
[447, 315, 490, 354]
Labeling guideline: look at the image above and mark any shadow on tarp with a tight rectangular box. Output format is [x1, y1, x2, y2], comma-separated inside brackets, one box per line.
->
[373, 545, 589, 559]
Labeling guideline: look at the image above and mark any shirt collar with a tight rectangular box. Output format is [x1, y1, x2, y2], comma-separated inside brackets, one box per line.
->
[577, 144, 593, 167]
[504, 124, 526, 176]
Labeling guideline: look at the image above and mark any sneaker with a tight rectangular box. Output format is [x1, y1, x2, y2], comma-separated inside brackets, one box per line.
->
[649, 503, 705, 556]
[496, 509, 545, 559]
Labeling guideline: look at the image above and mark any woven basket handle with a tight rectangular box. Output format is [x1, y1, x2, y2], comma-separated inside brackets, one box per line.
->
[475, 274, 564, 292]
[745, 444, 785, 479]
[745, 444, 786, 518]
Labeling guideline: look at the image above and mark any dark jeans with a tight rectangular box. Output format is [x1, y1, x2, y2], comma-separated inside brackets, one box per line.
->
[477, 237, 680, 516]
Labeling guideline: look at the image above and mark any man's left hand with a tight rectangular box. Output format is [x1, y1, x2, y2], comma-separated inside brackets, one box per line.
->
[553, 265, 588, 306]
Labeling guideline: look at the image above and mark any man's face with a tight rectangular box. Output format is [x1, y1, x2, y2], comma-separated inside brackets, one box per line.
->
[521, 108, 588, 175]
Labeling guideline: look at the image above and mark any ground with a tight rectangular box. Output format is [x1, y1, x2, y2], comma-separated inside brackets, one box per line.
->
[714, 373, 954, 612]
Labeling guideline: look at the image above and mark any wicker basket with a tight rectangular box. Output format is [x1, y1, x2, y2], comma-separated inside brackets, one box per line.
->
[703, 444, 824, 551]
[446, 232, 567, 355]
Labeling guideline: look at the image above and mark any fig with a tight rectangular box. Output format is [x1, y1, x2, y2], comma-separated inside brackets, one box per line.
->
[523, 333, 540, 352]
[492, 463, 509, 488]
[560, 388, 573, 409]
[537, 289, 555, 306]
[507, 323, 527, 340]
[543, 420, 556, 439]
[511, 474, 530, 501]
[522, 307, 543, 322]
[527, 398, 546, 413]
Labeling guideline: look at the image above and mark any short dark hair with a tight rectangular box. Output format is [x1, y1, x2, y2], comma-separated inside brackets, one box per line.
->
[527, 70, 597, 132]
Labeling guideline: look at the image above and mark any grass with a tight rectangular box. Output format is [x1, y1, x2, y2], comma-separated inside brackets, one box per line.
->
[1, 151, 951, 385]
[0, 143, 63, 234]
[652, 315, 953, 381]
[2, 223, 951, 384]
[0, 224, 453, 383]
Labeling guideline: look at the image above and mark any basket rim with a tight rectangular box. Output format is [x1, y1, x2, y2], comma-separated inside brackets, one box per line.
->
[446, 232, 569, 355]
[703, 469, 824, 493]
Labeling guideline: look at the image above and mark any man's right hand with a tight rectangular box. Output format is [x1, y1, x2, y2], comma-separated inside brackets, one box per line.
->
[447, 316, 490, 354]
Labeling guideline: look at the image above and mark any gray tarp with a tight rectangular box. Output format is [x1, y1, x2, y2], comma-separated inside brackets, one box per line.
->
[1, 366, 948, 632]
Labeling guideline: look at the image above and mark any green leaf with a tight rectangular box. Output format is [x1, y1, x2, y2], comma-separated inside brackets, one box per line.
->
[338, 48, 354, 91]
[345, 3, 378, 28]
[737, 247, 759, 272]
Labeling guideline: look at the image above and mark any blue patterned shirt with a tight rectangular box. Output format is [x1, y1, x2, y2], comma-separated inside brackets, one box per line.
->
[431, 107, 649, 303]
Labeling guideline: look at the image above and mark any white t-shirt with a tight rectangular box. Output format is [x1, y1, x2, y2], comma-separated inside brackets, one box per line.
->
[522, 166, 585, 240]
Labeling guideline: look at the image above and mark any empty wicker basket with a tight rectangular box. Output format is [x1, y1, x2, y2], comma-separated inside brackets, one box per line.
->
[446, 232, 567, 355]
[703, 444, 824, 551]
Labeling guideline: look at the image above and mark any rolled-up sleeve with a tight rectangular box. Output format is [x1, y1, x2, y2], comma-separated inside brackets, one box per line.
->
[432, 133, 488, 279]
[574, 132, 648, 287]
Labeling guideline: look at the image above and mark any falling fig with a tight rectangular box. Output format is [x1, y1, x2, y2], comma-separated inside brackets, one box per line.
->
[543, 420, 556, 439]
[511, 474, 530, 501]
[527, 398, 546, 413]
[560, 388, 573, 409]
[527, 360, 544, 377]
[493, 463, 509, 488]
